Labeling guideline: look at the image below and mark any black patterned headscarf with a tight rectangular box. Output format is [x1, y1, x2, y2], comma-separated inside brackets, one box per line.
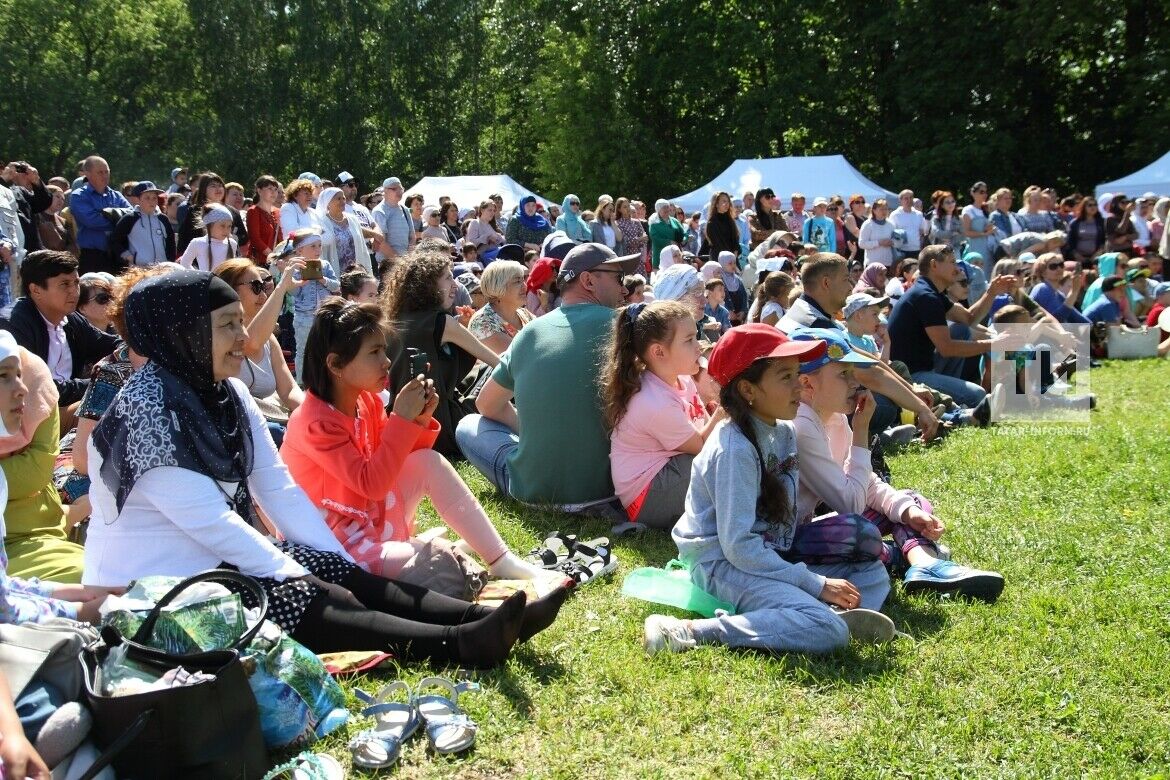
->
[93, 269, 255, 512]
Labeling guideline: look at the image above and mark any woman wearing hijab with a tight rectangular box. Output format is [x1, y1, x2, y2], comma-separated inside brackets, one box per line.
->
[0, 335, 85, 582]
[554, 195, 590, 243]
[505, 195, 553, 251]
[715, 250, 748, 325]
[81, 270, 557, 666]
[854, 262, 889, 294]
[315, 186, 376, 276]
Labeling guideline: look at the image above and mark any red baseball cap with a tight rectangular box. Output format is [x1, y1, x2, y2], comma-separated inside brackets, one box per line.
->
[707, 324, 827, 386]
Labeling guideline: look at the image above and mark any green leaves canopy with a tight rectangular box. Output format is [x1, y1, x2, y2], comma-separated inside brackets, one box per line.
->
[2, 0, 1165, 205]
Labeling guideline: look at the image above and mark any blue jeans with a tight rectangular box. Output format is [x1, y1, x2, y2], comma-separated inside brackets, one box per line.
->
[293, 313, 314, 382]
[455, 414, 516, 496]
[911, 369, 986, 409]
[689, 558, 890, 653]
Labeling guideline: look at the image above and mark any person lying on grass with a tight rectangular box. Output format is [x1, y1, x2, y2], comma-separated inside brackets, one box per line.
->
[790, 327, 1004, 602]
[604, 301, 723, 531]
[644, 325, 895, 656]
[281, 298, 567, 589]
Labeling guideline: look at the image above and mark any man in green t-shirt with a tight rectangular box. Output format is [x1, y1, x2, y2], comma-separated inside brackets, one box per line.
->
[456, 243, 640, 506]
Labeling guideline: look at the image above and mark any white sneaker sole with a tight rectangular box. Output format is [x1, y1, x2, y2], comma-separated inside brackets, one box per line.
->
[836, 608, 896, 644]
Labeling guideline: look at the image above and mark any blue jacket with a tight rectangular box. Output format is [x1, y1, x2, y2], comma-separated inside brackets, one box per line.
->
[69, 183, 130, 251]
[291, 261, 340, 316]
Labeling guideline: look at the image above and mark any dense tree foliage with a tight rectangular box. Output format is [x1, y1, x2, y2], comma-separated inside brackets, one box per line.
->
[2, 0, 1166, 204]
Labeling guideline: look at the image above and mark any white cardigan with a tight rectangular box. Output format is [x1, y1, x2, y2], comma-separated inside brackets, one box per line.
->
[83, 379, 353, 587]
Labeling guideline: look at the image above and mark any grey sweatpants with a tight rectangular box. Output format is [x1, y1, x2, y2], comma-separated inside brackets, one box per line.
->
[688, 558, 890, 654]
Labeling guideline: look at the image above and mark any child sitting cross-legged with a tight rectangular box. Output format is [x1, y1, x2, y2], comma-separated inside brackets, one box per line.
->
[790, 327, 1005, 601]
[605, 301, 723, 530]
[644, 325, 896, 656]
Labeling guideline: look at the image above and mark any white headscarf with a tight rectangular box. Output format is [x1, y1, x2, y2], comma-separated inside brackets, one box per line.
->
[315, 187, 346, 222]
[654, 264, 702, 303]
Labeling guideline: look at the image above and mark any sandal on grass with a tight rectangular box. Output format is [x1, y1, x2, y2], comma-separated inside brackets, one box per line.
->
[349, 681, 421, 769]
[524, 532, 577, 569]
[414, 676, 480, 754]
[261, 751, 344, 780]
[571, 537, 618, 580]
[354, 681, 422, 740]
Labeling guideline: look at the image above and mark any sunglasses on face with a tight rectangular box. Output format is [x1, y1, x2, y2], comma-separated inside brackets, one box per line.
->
[241, 278, 275, 295]
[1047, 262, 1063, 270]
[93, 292, 112, 305]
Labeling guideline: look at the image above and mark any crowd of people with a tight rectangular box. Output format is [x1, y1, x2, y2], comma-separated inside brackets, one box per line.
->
[0, 153, 1165, 775]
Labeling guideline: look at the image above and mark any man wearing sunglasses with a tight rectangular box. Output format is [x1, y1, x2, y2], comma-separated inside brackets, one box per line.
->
[337, 171, 375, 230]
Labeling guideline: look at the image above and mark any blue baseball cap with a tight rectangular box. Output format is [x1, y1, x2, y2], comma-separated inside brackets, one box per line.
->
[298, 171, 321, 185]
[790, 327, 877, 374]
[1153, 281, 1170, 298]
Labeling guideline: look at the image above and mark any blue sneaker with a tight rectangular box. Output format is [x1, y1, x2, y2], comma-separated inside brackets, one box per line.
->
[903, 560, 1004, 603]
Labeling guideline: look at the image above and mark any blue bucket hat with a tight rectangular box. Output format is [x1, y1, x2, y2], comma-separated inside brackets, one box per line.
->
[790, 327, 878, 374]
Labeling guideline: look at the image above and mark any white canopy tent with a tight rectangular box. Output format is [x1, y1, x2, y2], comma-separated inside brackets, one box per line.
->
[668, 155, 896, 214]
[1095, 151, 1170, 199]
[403, 174, 552, 214]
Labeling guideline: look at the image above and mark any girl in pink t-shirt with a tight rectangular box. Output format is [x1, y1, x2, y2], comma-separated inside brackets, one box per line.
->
[603, 301, 724, 529]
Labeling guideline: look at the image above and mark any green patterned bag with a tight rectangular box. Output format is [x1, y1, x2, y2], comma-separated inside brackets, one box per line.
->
[101, 572, 349, 749]
[103, 576, 247, 655]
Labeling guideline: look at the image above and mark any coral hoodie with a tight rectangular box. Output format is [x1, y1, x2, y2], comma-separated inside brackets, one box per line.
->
[282, 389, 439, 570]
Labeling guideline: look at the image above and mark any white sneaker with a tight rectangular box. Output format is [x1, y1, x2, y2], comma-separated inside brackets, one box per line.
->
[833, 608, 896, 644]
[643, 614, 697, 656]
[988, 382, 1006, 424]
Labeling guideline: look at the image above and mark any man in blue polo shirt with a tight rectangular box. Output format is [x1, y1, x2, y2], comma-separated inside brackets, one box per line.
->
[887, 244, 1015, 410]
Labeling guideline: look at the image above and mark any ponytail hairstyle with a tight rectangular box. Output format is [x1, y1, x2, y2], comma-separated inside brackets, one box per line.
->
[302, 298, 390, 405]
[602, 300, 694, 431]
[718, 360, 792, 525]
[749, 271, 795, 322]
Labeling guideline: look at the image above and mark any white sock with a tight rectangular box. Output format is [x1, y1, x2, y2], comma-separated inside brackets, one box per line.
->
[489, 551, 555, 581]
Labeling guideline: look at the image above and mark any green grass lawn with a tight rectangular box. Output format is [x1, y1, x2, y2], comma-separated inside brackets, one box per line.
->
[308, 358, 1170, 779]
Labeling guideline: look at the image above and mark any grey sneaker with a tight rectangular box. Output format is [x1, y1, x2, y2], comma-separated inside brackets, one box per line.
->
[879, 424, 919, 447]
[643, 614, 697, 656]
[833, 608, 897, 644]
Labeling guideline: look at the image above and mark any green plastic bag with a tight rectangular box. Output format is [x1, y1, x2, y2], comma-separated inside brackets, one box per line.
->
[621, 560, 735, 618]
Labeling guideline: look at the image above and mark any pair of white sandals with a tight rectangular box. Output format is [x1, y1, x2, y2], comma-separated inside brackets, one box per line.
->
[347, 678, 481, 770]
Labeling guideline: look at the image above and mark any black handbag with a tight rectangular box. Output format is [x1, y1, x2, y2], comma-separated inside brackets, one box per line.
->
[78, 570, 271, 780]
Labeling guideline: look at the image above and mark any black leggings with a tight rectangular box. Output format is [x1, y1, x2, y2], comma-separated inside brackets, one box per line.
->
[290, 567, 493, 662]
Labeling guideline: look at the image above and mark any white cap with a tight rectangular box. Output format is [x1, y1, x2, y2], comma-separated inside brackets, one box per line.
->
[843, 292, 890, 320]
